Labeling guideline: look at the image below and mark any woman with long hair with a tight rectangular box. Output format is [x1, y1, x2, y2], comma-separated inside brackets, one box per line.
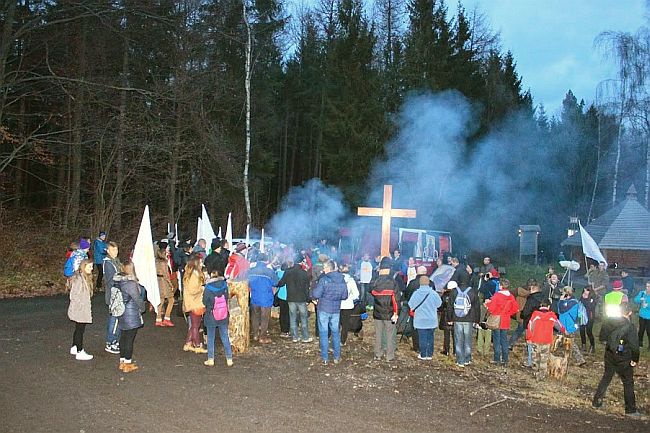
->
[183, 253, 207, 353]
[579, 284, 598, 353]
[68, 259, 95, 360]
[155, 245, 175, 327]
[116, 261, 146, 372]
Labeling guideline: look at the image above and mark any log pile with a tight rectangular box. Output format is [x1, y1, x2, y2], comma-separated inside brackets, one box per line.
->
[228, 279, 250, 354]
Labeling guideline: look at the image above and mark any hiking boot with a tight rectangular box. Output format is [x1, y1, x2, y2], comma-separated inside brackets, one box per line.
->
[70, 346, 78, 355]
[592, 398, 603, 409]
[183, 343, 193, 352]
[155, 320, 165, 327]
[226, 358, 233, 367]
[204, 359, 214, 367]
[588, 346, 595, 354]
[122, 363, 139, 373]
[75, 350, 93, 361]
[162, 319, 175, 327]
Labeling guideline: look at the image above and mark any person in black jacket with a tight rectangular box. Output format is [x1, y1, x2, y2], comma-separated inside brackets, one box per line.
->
[277, 258, 312, 342]
[371, 257, 400, 361]
[593, 303, 642, 417]
[446, 273, 480, 367]
[204, 238, 226, 277]
[520, 281, 544, 367]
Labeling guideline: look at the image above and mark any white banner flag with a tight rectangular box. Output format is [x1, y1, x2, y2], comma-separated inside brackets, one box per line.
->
[225, 212, 233, 249]
[200, 204, 217, 245]
[579, 222, 607, 267]
[132, 205, 160, 313]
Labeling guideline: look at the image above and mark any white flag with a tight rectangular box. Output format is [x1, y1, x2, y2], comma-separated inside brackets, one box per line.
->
[200, 204, 217, 244]
[260, 228, 265, 253]
[225, 212, 233, 249]
[132, 206, 160, 313]
[245, 224, 250, 259]
[579, 222, 607, 267]
[218, 226, 222, 239]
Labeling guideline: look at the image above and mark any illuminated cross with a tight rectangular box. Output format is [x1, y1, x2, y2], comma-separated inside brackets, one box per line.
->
[358, 185, 417, 258]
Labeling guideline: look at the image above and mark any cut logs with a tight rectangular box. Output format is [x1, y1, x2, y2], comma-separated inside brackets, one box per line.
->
[228, 279, 250, 354]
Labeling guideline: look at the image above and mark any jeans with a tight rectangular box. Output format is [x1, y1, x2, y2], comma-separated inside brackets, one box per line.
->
[417, 328, 434, 358]
[106, 314, 121, 345]
[288, 302, 310, 340]
[508, 322, 525, 347]
[526, 342, 534, 366]
[374, 319, 397, 360]
[453, 322, 473, 365]
[207, 325, 232, 360]
[359, 283, 370, 305]
[493, 329, 509, 363]
[593, 350, 637, 413]
[317, 311, 341, 362]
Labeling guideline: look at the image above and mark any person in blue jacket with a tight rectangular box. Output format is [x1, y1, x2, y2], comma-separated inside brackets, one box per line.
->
[558, 286, 586, 366]
[203, 271, 233, 367]
[633, 281, 650, 349]
[93, 231, 108, 288]
[408, 275, 442, 360]
[248, 254, 278, 344]
[311, 260, 348, 365]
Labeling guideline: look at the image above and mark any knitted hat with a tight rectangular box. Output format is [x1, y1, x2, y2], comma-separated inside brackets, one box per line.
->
[79, 238, 91, 250]
[379, 257, 393, 270]
[417, 265, 428, 275]
[611, 280, 623, 290]
[235, 242, 247, 253]
[99, 231, 106, 238]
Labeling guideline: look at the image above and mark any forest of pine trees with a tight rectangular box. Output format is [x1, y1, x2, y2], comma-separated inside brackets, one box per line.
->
[1, 0, 648, 248]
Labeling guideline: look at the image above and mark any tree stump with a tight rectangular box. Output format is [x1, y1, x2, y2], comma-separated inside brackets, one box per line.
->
[228, 279, 250, 354]
[548, 335, 572, 380]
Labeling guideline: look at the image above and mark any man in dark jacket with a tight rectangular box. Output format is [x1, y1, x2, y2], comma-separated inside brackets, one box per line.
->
[311, 260, 348, 364]
[371, 257, 401, 361]
[103, 241, 122, 354]
[248, 255, 278, 343]
[593, 303, 642, 417]
[277, 258, 312, 342]
[204, 239, 226, 277]
[446, 273, 480, 367]
[520, 282, 545, 367]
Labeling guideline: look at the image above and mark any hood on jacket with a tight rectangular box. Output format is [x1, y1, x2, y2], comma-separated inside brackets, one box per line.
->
[322, 271, 345, 284]
[205, 277, 227, 293]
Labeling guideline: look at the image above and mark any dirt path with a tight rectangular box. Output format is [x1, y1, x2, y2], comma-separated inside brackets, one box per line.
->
[0, 295, 647, 433]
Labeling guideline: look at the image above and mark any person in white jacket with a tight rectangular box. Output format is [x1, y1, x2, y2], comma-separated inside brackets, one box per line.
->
[340, 264, 360, 345]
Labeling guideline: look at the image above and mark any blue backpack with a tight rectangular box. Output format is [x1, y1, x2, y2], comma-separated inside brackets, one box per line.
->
[63, 256, 75, 277]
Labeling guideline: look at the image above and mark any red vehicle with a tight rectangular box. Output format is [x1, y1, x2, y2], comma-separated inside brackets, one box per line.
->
[338, 224, 452, 274]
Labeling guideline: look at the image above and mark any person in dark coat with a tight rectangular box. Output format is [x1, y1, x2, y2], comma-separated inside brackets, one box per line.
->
[311, 260, 348, 364]
[370, 257, 401, 362]
[204, 238, 227, 277]
[579, 284, 599, 353]
[115, 262, 146, 373]
[277, 258, 312, 342]
[593, 303, 642, 417]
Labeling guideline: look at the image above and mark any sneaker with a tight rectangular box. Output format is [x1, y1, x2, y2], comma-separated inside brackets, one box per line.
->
[333, 358, 340, 365]
[301, 338, 314, 343]
[155, 320, 165, 327]
[292, 338, 299, 343]
[75, 350, 93, 361]
[279, 332, 290, 338]
[455, 363, 465, 368]
[162, 319, 175, 327]
[417, 354, 425, 360]
[204, 359, 214, 367]
[183, 343, 192, 352]
[105, 343, 119, 354]
[70, 346, 78, 355]
[592, 398, 603, 409]
[464, 361, 472, 366]
[226, 358, 233, 367]
[322, 360, 328, 365]
[373, 356, 382, 361]
[625, 411, 643, 419]
[425, 357, 433, 360]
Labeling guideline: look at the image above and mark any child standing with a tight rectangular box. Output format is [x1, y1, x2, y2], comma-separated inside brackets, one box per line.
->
[68, 259, 95, 360]
[527, 300, 565, 380]
[202, 271, 233, 367]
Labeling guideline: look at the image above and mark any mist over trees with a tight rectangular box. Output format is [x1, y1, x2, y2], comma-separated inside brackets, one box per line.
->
[0, 0, 646, 249]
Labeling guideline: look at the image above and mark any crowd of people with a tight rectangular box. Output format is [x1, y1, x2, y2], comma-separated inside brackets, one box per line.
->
[63, 234, 648, 417]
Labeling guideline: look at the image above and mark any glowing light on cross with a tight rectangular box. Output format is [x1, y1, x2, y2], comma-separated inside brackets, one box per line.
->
[357, 185, 417, 258]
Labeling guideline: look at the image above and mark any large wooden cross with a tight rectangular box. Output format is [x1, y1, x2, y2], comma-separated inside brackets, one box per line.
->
[358, 185, 417, 258]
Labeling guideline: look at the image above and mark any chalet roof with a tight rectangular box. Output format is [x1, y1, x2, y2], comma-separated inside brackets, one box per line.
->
[561, 185, 650, 251]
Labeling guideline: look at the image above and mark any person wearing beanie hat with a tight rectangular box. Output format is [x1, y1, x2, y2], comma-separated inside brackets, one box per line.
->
[604, 280, 629, 317]
[446, 273, 480, 367]
[403, 265, 433, 353]
[370, 260, 401, 361]
[93, 231, 108, 287]
[408, 275, 442, 360]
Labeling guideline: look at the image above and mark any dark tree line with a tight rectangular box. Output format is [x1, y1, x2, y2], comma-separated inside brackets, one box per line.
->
[0, 0, 644, 240]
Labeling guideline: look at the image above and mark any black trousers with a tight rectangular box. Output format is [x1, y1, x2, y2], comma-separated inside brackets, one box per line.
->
[278, 299, 290, 333]
[95, 265, 104, 289]
[639, 318, 650, 347]
[593, 350, 637, 413]
[119, 328, 138, 360]
[442, 327, 455, 354]
[72, 322, 86, 350]
[340, 309, 352, 344]
[412, 325, 420, 352]
[580, 321, 595, 347]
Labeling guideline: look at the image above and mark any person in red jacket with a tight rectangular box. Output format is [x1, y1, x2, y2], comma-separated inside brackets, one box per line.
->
[527, 300, 566, 380]
[225, 243, 250, 280]
[486, 279, 519, 366]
